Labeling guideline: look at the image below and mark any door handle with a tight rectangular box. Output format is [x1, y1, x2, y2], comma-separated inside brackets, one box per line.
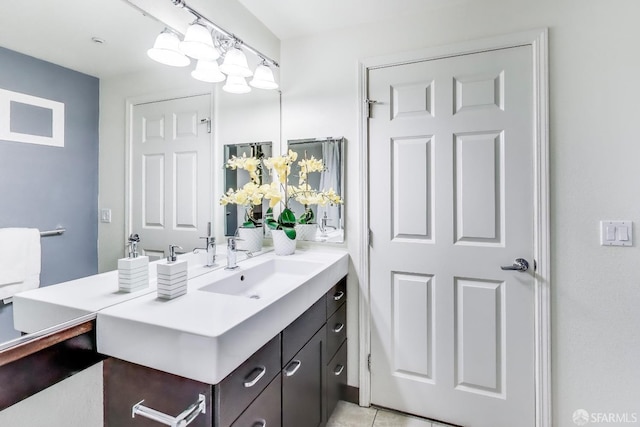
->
[500, 258, 529, 272]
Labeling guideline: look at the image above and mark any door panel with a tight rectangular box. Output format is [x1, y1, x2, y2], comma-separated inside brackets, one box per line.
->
[369, 46, 534, 427]
[131, 94, 211, 259]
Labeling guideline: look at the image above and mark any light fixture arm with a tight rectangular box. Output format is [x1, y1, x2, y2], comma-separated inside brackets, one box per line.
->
[170, 0, 279, 68]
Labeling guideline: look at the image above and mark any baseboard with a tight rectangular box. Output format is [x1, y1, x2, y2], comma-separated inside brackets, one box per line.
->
[342, 385, 359, 405]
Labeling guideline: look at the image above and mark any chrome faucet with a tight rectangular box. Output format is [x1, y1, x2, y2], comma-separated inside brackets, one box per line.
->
[225, 237, 240, 270]
[225, 236, 253, 270]
[194, 223, 216, 267]
[320, 212, 337, 236]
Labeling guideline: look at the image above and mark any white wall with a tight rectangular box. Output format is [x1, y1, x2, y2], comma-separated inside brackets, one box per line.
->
[279, 0, 640, 425]
[0, 362, 103, 426]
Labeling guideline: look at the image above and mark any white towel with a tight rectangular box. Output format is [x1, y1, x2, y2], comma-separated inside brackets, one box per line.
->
[0, 228, 41, 301]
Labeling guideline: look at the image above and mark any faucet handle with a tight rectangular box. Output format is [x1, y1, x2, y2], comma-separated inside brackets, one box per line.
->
[168, 244, 183, 262]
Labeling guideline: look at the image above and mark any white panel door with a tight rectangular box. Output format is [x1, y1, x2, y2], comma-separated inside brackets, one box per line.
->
[369, 46, 534, 427]
[131, 95, 211, 259]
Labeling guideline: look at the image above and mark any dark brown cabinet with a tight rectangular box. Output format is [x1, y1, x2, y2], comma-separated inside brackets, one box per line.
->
[104, 275, 347, 427]
[282, 327, 325, 427]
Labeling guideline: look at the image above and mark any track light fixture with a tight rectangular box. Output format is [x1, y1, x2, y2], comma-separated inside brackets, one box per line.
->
[146, 0, 279, 93]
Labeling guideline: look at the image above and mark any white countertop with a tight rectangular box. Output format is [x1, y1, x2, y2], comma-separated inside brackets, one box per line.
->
[96, 247, 349, 384]
[12, 249, 238, 333]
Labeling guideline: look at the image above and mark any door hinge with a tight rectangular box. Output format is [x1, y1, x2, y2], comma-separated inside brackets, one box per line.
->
[365, 99, 379, 119]
[367, 354, 371, 371]
[368, 228, 373, 247]
[200, 118, 212, 133]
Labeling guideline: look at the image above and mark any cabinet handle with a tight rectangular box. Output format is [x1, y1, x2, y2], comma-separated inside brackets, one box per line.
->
[333, 290, 345, 301]
[243, 366, 267, 388]
[334, 364, 345, 376]
[251, 421, 266, 427]
[132, 393, 206, 426]
[284, 360, 302, 377]
[332, 323, 344, 333]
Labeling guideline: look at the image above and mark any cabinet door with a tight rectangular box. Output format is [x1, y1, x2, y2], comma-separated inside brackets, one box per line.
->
[326, 303, 347, 361]
[282, 327, 326, 427]
[215, 335, 281, 427]
[104, 358, 211, 427]
[326, 340, 347, 420]
[326, 276, 347, 317]
[282, 296, 326, 365]
[231, 374, 281, 427]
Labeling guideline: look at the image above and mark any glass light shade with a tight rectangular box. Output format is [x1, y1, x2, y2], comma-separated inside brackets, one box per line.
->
[250, 64, 278, 90]
[147, 30, 190, 67]
[219, 47, 253, 77]
[191, 60, 226, 83]
[179, 23, 220, 61]
[223, 75, 251, 94]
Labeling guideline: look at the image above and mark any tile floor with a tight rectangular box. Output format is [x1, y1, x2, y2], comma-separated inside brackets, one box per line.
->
[327, 401, 454, 427]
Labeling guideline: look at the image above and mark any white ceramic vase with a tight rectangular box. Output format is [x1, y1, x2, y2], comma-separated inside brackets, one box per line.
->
[237, 226, 263, 253]
[271, 229, 297, 256]
[296, 223, 318, 241]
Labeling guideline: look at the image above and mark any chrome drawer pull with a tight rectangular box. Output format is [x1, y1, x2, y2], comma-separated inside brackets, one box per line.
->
[251, 420, 266, 427]
[243, 366, 267, 388]
[332, 323, 344, 333]
[333, 364, 345, 376]
[333, 290, 345, 301]
[284, 360, 302, 377]
[132, 393, 206, 427]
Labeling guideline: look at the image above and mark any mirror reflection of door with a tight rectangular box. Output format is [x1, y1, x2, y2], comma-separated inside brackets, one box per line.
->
[130, 94, 212, 260]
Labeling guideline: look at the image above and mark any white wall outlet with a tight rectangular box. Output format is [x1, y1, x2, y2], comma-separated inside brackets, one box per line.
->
[600, 220, 632, 246]
[100, 208, 112, 223]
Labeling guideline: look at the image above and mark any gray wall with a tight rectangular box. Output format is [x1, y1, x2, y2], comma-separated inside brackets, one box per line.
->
[0, 46, 99, 341]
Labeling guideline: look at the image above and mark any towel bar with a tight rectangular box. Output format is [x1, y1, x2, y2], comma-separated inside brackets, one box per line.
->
[40, 228, 65, 237]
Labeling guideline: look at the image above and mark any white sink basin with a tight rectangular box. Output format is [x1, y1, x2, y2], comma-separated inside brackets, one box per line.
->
[97, 249, 349, 384]
[199, 258, 324, 300]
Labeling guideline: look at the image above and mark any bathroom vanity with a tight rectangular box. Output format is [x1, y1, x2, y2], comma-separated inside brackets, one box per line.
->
[97, 249, 349, 427]
[103, 277, 347, 426]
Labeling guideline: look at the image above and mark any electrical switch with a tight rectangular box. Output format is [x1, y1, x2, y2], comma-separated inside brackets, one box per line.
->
[617, 226, 629, 241]
[606, 225, 616, 241]
[600, 221, 633, 246]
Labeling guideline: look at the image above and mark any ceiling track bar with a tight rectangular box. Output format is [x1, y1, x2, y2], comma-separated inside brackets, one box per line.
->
[171, 0, 279, 68]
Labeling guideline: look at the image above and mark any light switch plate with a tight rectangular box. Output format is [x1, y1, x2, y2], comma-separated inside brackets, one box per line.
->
[100, 208, 112, 223]
[600, 220, 632, 246]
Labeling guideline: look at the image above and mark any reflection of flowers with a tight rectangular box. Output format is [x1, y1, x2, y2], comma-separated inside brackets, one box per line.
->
[290, 155, 343, 224]
[226, 153, 261, 183]
[219, 153, 266, 227]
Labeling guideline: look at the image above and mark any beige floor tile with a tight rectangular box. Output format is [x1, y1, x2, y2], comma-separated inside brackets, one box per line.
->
[373, 408, 433, 427]
[327, 401, 378, 427]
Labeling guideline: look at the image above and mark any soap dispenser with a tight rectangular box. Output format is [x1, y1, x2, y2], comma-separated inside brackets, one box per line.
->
[117, 234, 149, 293]
[156, 244, 188, 300]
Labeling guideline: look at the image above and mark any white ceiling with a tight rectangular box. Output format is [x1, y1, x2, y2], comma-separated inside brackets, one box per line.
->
[237, 0, 463, 40]
[0, 0, 164, 78]
[0, 0, 459, 78]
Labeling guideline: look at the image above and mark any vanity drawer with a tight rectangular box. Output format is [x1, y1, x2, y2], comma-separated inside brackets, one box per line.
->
[282, 296, 326, 365]
[231, 374, 282, 427]
[104, 358, 212, 427]
[326, 303, 347, 361]
[215, 335, 281, 427]
[326, 340, 347, 421]
[326, 276, 347, 317]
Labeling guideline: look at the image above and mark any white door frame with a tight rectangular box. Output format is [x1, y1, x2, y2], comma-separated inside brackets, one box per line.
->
[357, 28, 550, 427]
[124, 89, 215, 248]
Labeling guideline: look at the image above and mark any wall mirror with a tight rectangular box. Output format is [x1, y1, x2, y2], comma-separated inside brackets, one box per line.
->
[223, 141, 273, 237]
[287, 137, 345, 243]
[0, 0, 280, 353]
